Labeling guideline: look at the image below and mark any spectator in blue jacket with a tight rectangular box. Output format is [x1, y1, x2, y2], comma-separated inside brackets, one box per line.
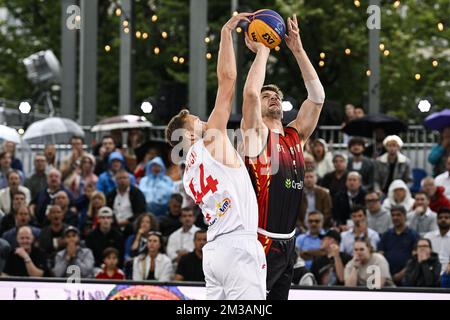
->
[428, 126, 450, 177]
[96, 151, 135, 195]
[441, 260, 450, 288]
[139, 156, 174, 217]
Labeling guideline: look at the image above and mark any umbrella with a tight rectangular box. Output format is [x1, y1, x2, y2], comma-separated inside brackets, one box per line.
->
[424, 109, 450, 132]
[22, 117, 84, 144]
[0, 125, 21, 144]
[91, 115, 152, 132]
[342, 114, 407, 138]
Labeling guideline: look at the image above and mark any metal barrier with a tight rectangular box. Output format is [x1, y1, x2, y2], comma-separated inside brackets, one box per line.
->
[13, 125, 439, 176]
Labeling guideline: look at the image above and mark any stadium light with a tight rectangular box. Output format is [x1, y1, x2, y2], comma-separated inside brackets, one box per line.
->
[282, 101, 293, 112]
[141, 101, 153, 114]
[19, 101, 32, 114]
[417, 99, 431, 113]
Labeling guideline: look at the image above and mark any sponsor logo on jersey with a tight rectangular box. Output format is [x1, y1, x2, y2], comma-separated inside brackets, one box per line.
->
[186, 150, 197, 171]
[284, 178, 303, 190]
[216, 198, 232, 217]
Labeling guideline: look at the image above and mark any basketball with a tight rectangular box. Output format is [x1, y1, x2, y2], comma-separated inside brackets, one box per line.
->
[247, 9, 286, 49]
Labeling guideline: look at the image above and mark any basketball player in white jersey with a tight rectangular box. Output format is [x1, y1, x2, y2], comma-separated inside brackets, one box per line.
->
[165, 13, 267, 300]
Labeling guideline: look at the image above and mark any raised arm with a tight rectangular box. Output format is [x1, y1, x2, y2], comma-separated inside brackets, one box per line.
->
[207, 13, 251, 131]
[286, 14, 325, 147]
[241, 35, 270, 132]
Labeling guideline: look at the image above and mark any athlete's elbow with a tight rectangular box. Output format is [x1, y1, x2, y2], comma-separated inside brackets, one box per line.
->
[243, 87, 260, 100]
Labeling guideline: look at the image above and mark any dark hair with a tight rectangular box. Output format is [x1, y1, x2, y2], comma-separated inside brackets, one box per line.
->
[6, 169, 20, 180]
[194, 229, 207, 240]
[70, 135, 84, 144]
[102, 247, 120, 259]
[134, 212, 160, 233]
[181, 207, 195, 216]
[354, 105, 365, 112]
[147, 231, 166, 254]
[170, 193, 183, 204]
[348, 137, 366, 148]
[415, 238, 433, 251]
[390, 205, 407, 215]
[261, 84, 284, 100]
[414, 191, 429, 200]
[12, 190, 26, 199]
[101, 135, 115, 143]
[0, 150, 10, 160]
[165, 109, 191, 147]
[351, 205, 366, 216]
[437, 207, 450, 218]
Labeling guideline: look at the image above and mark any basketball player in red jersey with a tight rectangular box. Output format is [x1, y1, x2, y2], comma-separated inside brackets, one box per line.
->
[241, 14, 325, 300]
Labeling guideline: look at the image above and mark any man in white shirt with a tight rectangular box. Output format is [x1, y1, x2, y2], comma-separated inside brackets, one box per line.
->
[341, 205, 380, 256]
[166, 207, 200, 268]
[407, 191, 438, 236]
[434, 156, 450, 198]
[425, 207, 450, 272]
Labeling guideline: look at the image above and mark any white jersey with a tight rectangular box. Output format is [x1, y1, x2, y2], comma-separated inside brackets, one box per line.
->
[183, 139, 259, 242]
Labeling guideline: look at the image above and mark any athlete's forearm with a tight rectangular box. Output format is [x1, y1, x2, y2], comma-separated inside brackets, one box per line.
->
[217, 28, 237, 84]
[243, 47, 270, 97]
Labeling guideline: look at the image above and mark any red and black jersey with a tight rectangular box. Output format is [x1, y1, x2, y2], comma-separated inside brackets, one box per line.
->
[245, 126, 305, 235]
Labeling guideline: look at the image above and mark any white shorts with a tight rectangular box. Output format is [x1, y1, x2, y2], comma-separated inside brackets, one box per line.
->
[202, 231, 267, 300]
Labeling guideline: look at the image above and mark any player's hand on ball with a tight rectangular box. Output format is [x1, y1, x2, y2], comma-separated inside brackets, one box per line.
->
[223, 12, 252, 32]
[284, 14, 303, 53]
[244, 33, 269, 54]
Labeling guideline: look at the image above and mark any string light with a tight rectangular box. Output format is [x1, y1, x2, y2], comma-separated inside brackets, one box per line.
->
[275, 46, 280, 52]
[320, 52, 326, 59]
[232, 11, 238, 17]
[383, 50, 390, 56]
[319, 61, 325, 67]
[236, 27, 242, 33]
[124, 27, 129, 34]
[142, 32, 148, 40]
[161, 31, 168, 39]
[152, 15, 158, 22]
[136, 31, 142, 39]
[206, 53, 212, 60]
[393, 1, 401, 8]
[432, 60, 438, 67]
[354, 0, 361, 8]
[204, 37, 210, 43]
[366, 70, 371, 76]
[123, 20, 129, 28]
[179, 57, 185, 64]
[18, 128, 24, 135]
[379, 43, 385, 51]
[437, 22, 444, 31]
[115, 8, 121, 16]
[345, 48, 351, 55]
[75, 15, 81, 22]
[173, 56, 179, 63]
[104, 45, 111, 52]
[415, 73, 421, 80]
[154, 47, 160, 55]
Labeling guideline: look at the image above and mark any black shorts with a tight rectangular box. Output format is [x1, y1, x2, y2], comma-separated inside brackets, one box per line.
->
[258, 234, 296, 300]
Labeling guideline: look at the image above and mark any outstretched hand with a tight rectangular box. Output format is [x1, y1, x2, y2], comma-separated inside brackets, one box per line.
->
[223, 12, 253, 32]
[284, 14, 303, 53]
[244, 33, 270, 54]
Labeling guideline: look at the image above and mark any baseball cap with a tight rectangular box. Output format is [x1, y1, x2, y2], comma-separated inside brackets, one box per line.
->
[64, 226, 79, 236]
[319, 229, 341, 243]
[98, 206, 113, 217]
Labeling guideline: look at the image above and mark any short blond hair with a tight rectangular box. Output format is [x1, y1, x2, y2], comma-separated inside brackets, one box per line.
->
[165, 109, 190, 147]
